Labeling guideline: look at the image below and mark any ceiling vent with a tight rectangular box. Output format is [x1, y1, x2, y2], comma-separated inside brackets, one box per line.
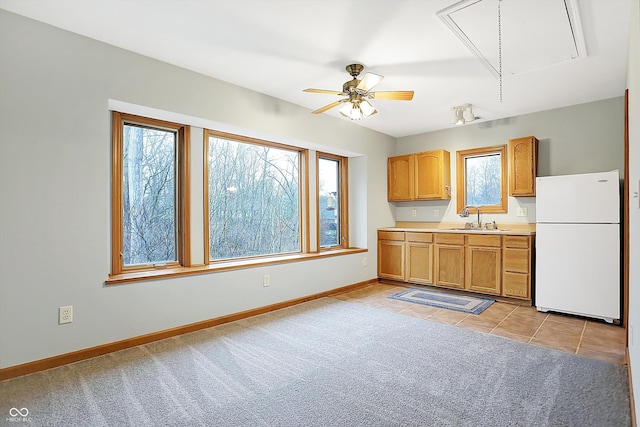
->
[437, 0, 587, 78]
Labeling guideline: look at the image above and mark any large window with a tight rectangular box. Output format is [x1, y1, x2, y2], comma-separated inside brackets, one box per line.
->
[109, 112, 361, 284]
[456, 145, 507, 213]
[111, 112, 189, 275]
[205, 131, 303, 261]
[317, 153, 348, 249]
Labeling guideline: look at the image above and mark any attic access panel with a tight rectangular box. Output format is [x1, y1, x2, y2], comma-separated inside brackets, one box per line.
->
[437, 0, 586, 77]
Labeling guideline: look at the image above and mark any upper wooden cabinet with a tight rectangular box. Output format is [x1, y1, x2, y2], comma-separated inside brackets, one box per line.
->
[508, 136, 538, 197]
[387, 155, 415, 201]
[415, 149, 451, 200]
[387, 149, 451, 201]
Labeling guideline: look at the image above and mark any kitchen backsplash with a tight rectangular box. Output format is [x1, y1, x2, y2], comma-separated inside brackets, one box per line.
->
[393, 196, 537, 224]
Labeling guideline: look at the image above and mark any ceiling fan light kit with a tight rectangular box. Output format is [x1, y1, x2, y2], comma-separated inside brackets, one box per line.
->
[339, 99, 376, 121]
[451, 104, 478, 125]
[304, 64, 414, 121]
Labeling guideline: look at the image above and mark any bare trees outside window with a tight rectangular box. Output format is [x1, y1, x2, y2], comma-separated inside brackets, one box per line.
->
[456, 145, 507, 213]
[122, 124, 177, 265]
[464, 154, 502, 206]
[206, 133, 302, 260]
[318, 157, 340, 247]
[111, 112, 189, 275]
[317, 153, 348, 249]
[111, 112, 356, 282]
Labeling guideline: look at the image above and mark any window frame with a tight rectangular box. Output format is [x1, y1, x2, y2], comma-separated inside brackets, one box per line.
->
[110, 111, 190, 276]
[316, 152, 349, 251]
[106, 112, 365, 286]
[456, 144, 507, 214]
[203, 129, 308, 264]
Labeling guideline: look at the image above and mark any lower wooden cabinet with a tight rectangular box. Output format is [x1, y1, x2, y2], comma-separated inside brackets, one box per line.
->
[434, 234, 465, 289]
[502, 235, 533, 299]
[379, 230, 534, 303]
[378, 231, 405, 281]
[378, 231, 433, 284]
[405, 233, 433, 284]
[466, 235, 502, 295]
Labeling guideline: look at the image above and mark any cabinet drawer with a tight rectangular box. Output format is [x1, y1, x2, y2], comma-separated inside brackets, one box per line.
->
[406, 232, 432, 243]
[503, 272, 529, 299]
[378, 231, 404, 241]
[467, 234, 501, 247]
[504, 235, 530, 248]
[504, 248, 529, 273]
[435, 233, 465, 245]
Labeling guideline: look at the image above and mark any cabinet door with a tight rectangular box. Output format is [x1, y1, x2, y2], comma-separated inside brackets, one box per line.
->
[406, 242, 433, 284]
[388, 155, 414, 201]
[503, 272, 529, 299]
[508, 136, 538, 196]
[378, 240, 405, 280]
[415, 150, 451, 200]
[466, 246, 501, 295]
[434, 244, 465, 289]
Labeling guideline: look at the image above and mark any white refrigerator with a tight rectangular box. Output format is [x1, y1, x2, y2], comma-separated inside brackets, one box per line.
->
[535, 170, 620, 323]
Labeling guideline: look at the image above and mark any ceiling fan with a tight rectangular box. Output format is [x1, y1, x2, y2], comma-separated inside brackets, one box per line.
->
[303, 64, 414, 120]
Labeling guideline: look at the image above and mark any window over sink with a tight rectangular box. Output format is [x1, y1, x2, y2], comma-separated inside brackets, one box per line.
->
[456, 145, 507, 213]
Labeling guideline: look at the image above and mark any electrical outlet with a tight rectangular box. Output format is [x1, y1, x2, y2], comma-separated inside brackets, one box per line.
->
[517, 208, 528, 217]
[263, 275, 270, 287]
[433, 209, 439, 217]
[411, 209, 417, 217]
[362, 257, 368, 267]
[59, 306, 73, 324]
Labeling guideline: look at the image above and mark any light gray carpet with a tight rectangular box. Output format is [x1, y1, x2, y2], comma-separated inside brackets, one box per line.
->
[0, 298, 631, 426]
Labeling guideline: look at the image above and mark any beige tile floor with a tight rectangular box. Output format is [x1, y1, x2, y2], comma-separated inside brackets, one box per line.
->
[332, 282, 627, 365]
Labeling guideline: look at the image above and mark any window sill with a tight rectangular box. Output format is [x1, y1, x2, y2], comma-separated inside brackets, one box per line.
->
[106, 247, 367, 285]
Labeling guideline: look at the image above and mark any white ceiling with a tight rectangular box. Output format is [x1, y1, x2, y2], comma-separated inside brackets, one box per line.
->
[0, 0, 632, 138]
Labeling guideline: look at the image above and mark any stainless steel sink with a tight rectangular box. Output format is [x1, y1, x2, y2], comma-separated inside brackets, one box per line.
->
[441, 227, 509, 232]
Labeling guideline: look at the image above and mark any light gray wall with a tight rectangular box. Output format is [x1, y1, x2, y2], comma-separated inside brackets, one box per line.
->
[0, 11, 396, 369]
[626, 0, 640, 418]
[394, 97, 624, 224]
[0, 8, 630, 372]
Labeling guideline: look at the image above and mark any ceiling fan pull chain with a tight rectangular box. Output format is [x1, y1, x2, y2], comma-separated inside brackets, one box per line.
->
[498, 0, 503, 103]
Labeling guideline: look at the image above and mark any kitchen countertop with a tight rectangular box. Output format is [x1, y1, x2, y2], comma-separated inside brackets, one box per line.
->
[380, 222, 536, 236]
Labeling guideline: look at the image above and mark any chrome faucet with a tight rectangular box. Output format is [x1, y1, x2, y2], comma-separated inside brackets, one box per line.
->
[460, 205, 481, 228]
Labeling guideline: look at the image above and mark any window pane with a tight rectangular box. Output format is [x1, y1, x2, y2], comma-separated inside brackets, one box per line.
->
[208, 138, 300, 260]
[319, 158, 340, 247]
[122, 124, 177, 266]
[464, 154, 502, 206]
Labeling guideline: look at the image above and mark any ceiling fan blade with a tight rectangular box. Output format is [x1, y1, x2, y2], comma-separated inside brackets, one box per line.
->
[356, 72, 384, 92]
[371, 91, 414, 101]
[303, 88, 342, 95]
[311, 100, 345, 114]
